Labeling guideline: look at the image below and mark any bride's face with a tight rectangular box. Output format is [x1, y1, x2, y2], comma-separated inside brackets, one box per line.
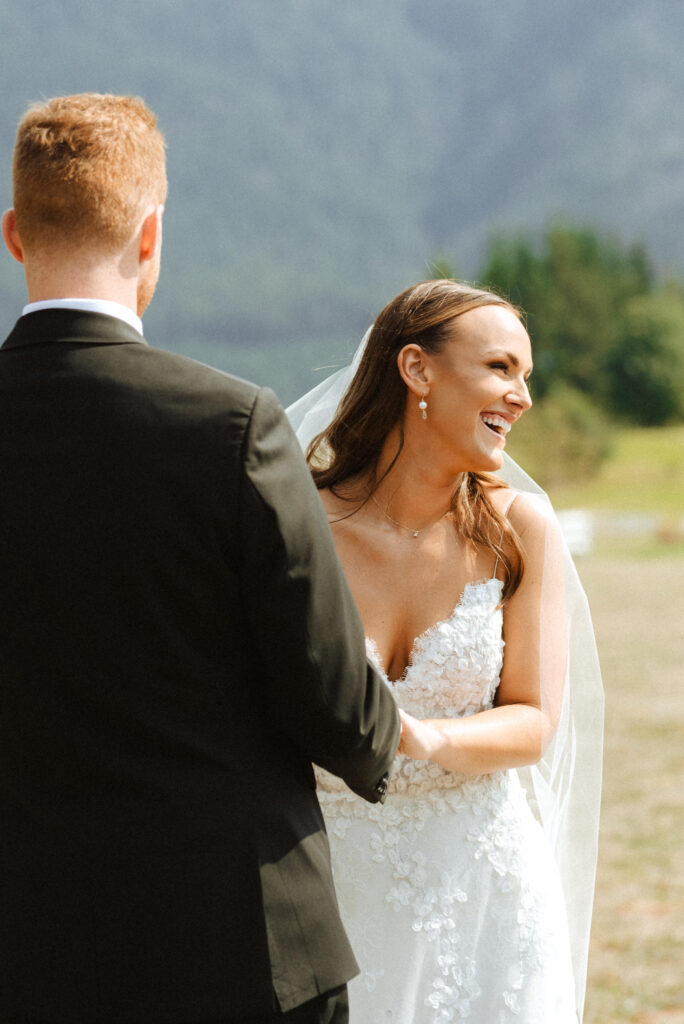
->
[419, 305, 533, 473]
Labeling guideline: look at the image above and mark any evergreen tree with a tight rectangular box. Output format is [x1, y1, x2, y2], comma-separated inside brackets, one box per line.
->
[480, 225, 656, 407]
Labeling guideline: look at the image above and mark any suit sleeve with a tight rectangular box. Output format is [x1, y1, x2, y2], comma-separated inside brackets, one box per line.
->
[237, 386, 400, 803]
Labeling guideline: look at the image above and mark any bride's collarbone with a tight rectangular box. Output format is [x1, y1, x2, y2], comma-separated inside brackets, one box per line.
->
[345, 530, 492, 599]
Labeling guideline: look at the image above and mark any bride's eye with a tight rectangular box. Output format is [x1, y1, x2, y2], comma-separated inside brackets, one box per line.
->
[489, 361, 508, 372]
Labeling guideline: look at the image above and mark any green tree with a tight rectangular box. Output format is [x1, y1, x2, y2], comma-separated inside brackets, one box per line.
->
[604, 288, 684, 425]
[479, 225, 652, 402]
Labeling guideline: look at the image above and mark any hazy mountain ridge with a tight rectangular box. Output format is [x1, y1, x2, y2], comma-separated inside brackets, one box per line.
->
[1, 0, 683, 401]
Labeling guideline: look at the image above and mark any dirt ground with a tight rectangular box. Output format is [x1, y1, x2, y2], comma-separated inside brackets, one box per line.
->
[578, 553, 684, 1022]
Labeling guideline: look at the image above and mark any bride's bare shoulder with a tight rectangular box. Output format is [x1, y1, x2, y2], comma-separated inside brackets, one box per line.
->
[483, 482, 556, 538]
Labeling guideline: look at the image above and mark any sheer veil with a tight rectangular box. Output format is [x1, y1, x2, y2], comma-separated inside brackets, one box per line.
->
[286, 330, 604, 1018]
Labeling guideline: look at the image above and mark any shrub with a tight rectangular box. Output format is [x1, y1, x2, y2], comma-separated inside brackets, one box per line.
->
[505, 384, 612, 488]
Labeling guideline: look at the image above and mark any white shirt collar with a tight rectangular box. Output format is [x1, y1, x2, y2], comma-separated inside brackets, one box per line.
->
[22, 298, 144, 337]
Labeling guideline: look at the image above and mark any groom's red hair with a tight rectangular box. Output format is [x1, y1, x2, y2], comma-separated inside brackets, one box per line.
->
[11, 93, 167, 256]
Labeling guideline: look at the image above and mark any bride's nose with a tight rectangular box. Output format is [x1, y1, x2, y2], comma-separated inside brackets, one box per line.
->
[505, 379, 532, 412]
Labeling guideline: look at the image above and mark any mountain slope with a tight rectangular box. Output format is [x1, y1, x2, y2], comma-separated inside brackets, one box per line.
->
[1, 0, 683, 401]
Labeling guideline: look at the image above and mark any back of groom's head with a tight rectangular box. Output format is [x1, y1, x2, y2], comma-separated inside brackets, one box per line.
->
[12, 93, 167, 258]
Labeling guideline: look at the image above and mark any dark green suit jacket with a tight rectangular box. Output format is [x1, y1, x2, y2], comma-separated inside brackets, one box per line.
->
[0, 309, 399, 1022]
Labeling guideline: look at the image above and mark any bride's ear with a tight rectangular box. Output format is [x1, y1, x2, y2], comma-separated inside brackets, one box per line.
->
[397, 344, 432, 396]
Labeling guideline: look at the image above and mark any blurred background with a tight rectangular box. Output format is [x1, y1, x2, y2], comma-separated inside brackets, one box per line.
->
[1, 1, 682, 1019]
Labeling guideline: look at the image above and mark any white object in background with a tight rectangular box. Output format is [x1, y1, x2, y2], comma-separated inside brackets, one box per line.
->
[556, 510, 594, 556]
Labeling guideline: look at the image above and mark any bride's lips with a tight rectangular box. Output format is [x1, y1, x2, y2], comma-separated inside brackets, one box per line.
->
[480, 412, 512, 443]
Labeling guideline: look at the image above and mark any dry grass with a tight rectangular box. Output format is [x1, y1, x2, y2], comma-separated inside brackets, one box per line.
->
[578, 551, 684, 1022]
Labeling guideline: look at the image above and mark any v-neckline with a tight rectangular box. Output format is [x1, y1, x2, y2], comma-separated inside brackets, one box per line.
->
[365, 577, 503, 684]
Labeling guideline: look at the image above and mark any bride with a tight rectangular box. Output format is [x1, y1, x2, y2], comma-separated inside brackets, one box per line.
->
[287, 279, 603, 1023]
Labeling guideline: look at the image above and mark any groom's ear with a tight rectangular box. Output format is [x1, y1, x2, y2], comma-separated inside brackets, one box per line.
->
[397, 343, 431, 395]
[138, 204, 164, 263]
[2, 210, 25, 264]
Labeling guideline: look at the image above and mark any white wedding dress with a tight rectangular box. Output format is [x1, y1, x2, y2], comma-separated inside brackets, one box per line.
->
[289, 336, 602, 1022]
[316, 573, 578, 1023]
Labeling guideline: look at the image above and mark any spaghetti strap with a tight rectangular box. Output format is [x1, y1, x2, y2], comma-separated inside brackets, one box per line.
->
[492, 490, 520, 578]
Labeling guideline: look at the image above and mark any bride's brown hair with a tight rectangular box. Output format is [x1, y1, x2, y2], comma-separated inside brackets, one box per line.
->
[307, 279, 526, 602]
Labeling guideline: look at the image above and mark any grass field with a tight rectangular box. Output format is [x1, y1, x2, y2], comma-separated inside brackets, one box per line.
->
[515, 424, 684, 518]
[577, 547, 684, 1023]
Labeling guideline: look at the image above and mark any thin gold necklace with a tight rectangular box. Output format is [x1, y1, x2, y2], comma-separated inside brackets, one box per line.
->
[370, 492, 451, 538]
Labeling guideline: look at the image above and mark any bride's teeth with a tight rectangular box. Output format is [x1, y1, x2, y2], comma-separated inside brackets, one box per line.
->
[481, 415, 511, 435]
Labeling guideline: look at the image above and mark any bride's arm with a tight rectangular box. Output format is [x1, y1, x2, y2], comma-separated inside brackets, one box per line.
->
[399, 494, 567, 775]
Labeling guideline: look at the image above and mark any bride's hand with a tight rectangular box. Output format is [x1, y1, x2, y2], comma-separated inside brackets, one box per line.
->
[398, 709, 441, 761]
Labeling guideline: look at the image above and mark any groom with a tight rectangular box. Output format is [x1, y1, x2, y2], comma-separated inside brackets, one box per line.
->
[0, 93, 399, 1023]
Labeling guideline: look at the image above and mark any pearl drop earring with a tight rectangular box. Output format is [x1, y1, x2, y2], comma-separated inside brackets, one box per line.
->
[418, 396, 428, 420]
